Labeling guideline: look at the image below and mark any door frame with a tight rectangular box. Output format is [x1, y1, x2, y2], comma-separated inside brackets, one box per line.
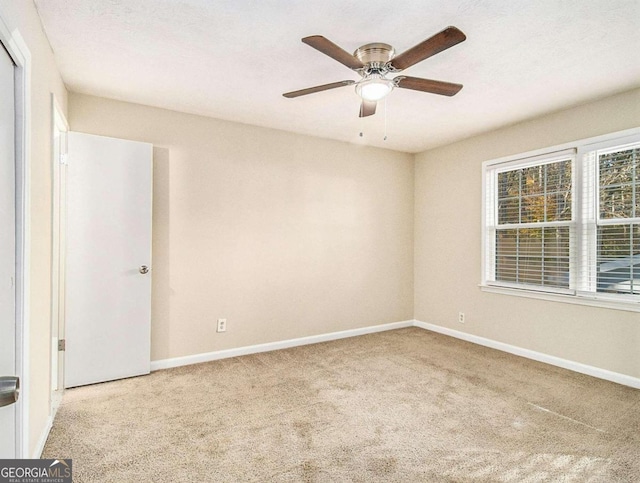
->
[50, 95, 68, 415]
[0, 11, 32, 458]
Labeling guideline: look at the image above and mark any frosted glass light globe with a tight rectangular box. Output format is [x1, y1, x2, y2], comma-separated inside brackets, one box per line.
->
[355, 75, 394, 101]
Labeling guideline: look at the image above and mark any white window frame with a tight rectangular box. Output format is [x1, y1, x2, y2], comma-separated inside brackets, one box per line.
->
[481, 127, 640, 313]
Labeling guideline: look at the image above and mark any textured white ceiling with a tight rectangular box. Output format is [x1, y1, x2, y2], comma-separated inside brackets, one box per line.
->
[34, 0, 640, 153]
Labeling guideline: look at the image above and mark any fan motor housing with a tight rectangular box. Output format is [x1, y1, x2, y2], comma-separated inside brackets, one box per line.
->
[354, 43, 395, 65]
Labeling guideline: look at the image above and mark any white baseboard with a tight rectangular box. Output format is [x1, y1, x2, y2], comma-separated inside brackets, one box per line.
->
[413, 320, 640, 389]
[32, 415, 53, 458]
[150, 318, 639, 390]
[150, 320, 414, 371]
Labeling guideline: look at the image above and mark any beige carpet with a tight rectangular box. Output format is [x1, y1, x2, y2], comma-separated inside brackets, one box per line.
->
[43, 327, 640, 482]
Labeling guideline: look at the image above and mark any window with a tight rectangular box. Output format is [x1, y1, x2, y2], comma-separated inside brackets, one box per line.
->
[482, 129, 640, 310]
[594, 144, 639, 296]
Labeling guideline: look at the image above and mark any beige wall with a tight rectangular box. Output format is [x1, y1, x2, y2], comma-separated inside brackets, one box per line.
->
[0, 0, 68, 456]
[68, 93, 415, 361]
[414, 88, 640, 379]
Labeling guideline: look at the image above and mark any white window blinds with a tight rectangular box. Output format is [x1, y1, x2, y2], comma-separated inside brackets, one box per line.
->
[486, 151, 575, 292]
[591, 143, 640, 297]
[483, 131, 640, 307]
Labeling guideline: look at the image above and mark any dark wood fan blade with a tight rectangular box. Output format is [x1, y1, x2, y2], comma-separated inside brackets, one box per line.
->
[390, 26, 466, 71]
[395, 76, 463, 96]
[302, 36, 364, 70]
[283, 80, 355, 98]
[359, 100, 377, 117]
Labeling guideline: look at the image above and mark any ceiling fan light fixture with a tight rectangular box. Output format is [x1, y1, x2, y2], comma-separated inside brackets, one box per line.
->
[284, 27, 466, 117]
[355, 74, 394, 101]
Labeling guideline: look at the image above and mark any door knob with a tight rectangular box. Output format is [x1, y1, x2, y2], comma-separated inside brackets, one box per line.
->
[139, 265, 149, 274]
[0, 376, 20, 408]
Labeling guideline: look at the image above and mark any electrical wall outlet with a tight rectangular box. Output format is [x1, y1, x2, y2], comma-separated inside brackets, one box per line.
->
[458, 312, 465, 323]
[217, 318, 227, 333]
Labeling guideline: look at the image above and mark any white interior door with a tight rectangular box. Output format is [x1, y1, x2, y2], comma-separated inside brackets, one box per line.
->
[65, 132, 153, 388]
[0, 42, 17, 458]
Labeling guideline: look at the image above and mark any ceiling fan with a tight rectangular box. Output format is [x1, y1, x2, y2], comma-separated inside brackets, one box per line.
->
[283, 26, 466, 117]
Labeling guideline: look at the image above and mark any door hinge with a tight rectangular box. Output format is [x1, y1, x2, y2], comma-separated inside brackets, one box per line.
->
[60, 154, 69, 165]
[58, 339, 66, 351]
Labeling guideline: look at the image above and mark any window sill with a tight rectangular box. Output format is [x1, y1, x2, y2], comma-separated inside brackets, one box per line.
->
[479, 284, 640, 313]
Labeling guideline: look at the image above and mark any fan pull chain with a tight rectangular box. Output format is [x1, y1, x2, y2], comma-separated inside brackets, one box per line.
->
[357, 98, 389, 141]
[383, 97, 388, 141]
